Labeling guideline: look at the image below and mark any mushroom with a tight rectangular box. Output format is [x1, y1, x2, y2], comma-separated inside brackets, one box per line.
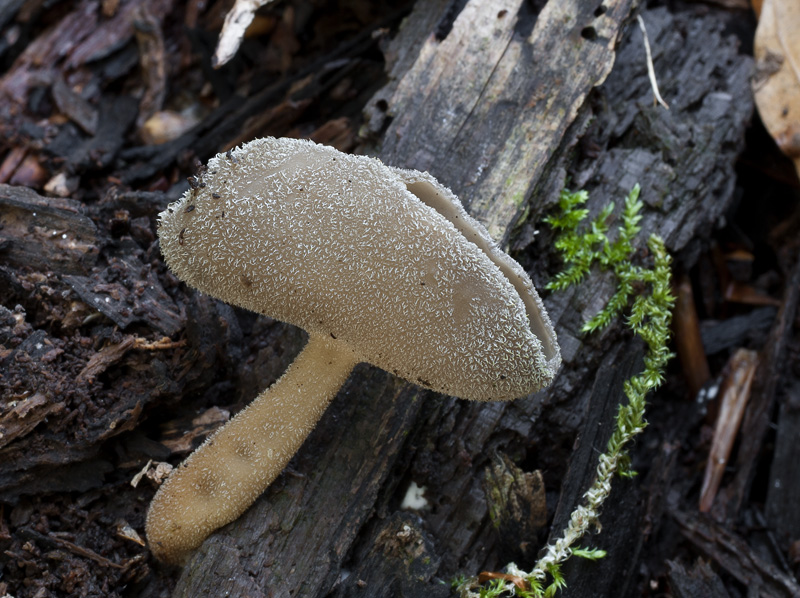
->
[147, 137, 561, 564]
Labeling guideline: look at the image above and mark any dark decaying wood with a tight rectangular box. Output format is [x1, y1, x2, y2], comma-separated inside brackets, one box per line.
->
[667, 559, 732, 598]
[0, 184, 98, 275]
[701, 306, 777, 356]
[673, 509, 800, 598]
[717, 251, 800, 519]
[1, 1, 798, 597]
[172, 2, 764, 597]
[174, 0, 644, 594]
[765, 379, 800, 541]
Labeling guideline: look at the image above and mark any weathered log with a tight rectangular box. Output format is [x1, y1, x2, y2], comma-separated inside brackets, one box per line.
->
[172, 2, 755, 597]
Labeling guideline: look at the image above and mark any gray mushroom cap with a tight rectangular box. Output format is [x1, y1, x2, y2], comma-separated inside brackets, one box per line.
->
[158, 137, 560, 399]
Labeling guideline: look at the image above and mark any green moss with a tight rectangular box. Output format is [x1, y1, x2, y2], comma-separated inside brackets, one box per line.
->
[457, 184, 675, 598]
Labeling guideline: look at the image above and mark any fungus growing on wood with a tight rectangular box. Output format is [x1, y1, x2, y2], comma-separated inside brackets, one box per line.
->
[147, 137, 561, 564]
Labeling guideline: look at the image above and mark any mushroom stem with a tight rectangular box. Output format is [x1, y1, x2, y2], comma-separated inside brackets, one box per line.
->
[145, 334, 358, 564]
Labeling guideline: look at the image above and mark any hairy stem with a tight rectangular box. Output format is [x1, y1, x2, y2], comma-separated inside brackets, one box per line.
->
[146, 334, 358, 564]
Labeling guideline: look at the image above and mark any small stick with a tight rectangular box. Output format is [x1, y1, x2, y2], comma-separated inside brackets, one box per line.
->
[637, 15, 669, 110]
[213, 0, 276, 68]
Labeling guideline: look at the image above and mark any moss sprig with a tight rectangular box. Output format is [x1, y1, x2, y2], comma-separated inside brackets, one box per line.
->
[457, 184, 675, 598]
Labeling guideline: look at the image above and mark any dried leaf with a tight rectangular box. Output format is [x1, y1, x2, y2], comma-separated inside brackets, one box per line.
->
[699, 349, 758, 513]
[753, 0, 800, 175]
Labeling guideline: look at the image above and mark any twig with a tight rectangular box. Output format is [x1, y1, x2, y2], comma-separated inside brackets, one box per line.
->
[637, 15, 669, 110]
[213, 0, 276, 68]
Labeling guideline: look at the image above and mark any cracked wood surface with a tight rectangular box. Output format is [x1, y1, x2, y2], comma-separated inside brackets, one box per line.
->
[172, 1, 645, 596]
[175, 2, 758, 597]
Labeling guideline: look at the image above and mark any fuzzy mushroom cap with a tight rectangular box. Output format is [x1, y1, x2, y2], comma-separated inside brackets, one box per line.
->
[158, 137, 560, 399]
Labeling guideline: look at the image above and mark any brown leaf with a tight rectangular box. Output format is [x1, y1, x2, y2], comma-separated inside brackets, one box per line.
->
[753, 0, 800, 175]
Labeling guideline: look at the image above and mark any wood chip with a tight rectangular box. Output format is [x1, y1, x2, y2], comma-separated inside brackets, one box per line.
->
[699, 348, 758, 513]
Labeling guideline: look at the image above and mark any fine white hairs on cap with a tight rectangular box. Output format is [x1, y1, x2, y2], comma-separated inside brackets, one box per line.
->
[147, 136, 561, 564]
